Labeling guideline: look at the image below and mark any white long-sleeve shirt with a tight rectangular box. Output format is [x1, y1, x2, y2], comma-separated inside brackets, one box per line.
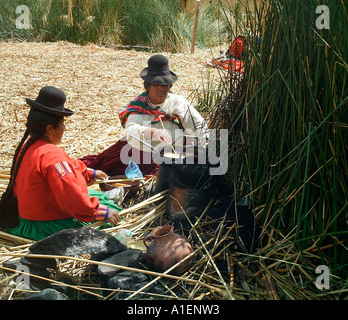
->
[125, 93, 208, 153]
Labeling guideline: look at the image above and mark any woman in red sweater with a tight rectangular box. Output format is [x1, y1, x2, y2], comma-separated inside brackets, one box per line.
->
[5, 86, 120, 240]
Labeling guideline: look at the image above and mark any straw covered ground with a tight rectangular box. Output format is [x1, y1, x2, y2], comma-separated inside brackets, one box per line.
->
[0, 41, 220, 169]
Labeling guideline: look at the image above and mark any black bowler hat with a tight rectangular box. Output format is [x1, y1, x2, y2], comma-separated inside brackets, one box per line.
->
[140, 54, 178, 85]
[26, 86, 73, 117]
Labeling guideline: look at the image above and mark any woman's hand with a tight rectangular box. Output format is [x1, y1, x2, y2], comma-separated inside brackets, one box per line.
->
[144, 127, 172, 145]
[106, 208, 120, 225]
[95, 170, 108, 181]
[87, 169, 108, 186]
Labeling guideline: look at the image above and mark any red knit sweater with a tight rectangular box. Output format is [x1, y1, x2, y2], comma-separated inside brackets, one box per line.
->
[14, 139, 108, 222]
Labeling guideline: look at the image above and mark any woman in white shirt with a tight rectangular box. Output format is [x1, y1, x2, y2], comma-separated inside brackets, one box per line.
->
[80, 54, 207, 176]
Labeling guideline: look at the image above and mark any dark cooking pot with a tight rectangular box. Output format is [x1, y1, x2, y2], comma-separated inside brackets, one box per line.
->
[154, 162, 173, 193]
[164, 146, 215, 221]
[153, 145, 203, 193]
[165, 161, 213, 221]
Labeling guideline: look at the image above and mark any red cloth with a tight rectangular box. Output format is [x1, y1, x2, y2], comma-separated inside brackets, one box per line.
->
[215, 59, 245, 73]
[79, 137, 158, 177]
[207, 36, 246, 73]
[14, 139, 109, 222]
[228, 36, 245, 58]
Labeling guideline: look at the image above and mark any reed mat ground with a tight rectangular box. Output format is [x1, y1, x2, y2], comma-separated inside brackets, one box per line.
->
[0, 41, 220, 168]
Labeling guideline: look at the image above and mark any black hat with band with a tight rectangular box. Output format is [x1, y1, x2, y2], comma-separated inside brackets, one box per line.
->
[140, 54, 178, 85]
[26, 86, 73, 117]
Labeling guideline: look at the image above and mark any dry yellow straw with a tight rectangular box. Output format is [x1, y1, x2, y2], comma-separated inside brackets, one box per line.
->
[170, 195, 236, 300]
[0, 252, 225, 296]
[92, 177, 144, 185]
[86, 189, 168, 229]
[0, 231, 34, 245]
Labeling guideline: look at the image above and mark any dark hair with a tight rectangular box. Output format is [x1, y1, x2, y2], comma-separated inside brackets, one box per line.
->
[144, 81, 151, 92]
[26, 108, 63, 137]
[8, 109, 63, 189]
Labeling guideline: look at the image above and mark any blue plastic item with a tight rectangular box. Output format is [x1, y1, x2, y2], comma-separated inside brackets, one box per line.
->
[125, 160, 143, 179]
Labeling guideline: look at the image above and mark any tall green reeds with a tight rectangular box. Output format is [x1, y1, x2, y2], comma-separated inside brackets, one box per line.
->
[0, 0, 123, 45]
[211, 0, 347, 293]
[0, 0, 227, 52]
[118, 0, 185, 51]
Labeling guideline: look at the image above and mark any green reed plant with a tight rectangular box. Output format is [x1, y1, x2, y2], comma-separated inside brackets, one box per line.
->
[33, 0, 123, 45]
[0, 0, 228, 52]
[118, 0, 184, 51]
[177, 1, 228, 51]
[0, 0, 36, 41]
[210, 0, 347, 291]
[118, 0, 227, 52]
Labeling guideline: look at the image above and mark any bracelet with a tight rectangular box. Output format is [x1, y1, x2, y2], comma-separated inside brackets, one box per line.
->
[103, 207, 109, 221]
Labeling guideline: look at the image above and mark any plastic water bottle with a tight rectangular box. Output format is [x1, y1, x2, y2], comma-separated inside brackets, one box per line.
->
[112, 229, 133, 246]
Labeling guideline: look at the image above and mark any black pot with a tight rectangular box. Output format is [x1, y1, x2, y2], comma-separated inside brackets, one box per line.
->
[154, 162, 174, 194]
[165, 147, 214, 221]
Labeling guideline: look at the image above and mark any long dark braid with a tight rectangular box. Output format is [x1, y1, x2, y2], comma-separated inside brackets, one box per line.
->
[8, 129, 29, 188]
[1, 107, 63, 229]
[9, 108, 63, 190]
[0, 109, 63, 229]
[8, 134, 40, 190]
